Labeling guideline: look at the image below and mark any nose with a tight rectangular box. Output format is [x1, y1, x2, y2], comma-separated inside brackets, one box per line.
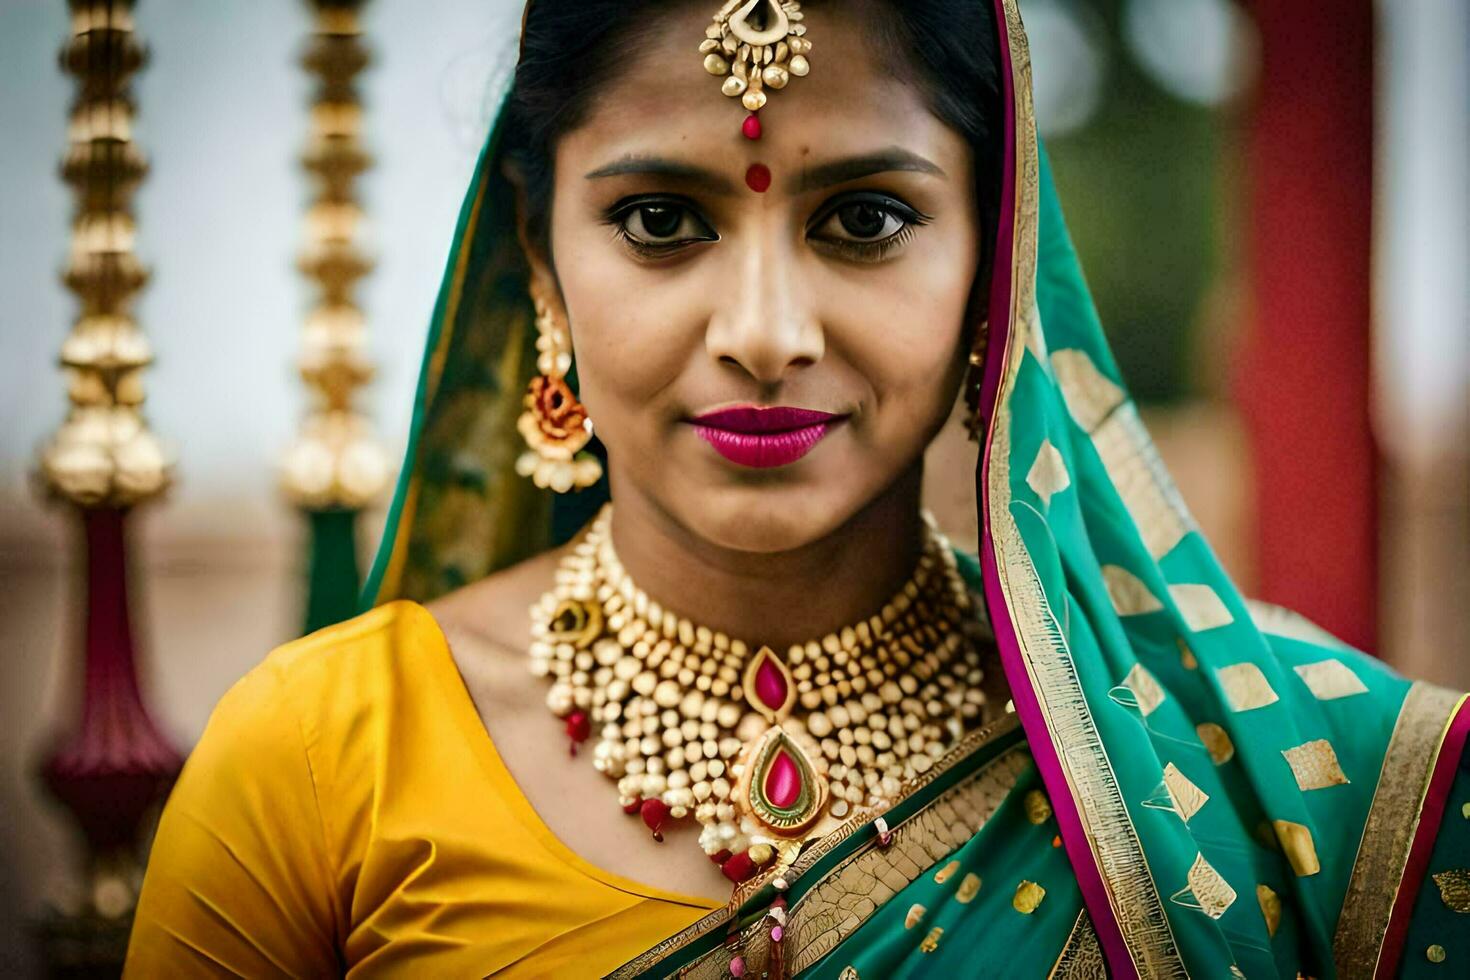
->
[704, 227, 823, 384]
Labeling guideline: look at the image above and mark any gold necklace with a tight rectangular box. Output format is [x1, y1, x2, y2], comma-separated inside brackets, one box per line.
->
[528, 504, 990, 884]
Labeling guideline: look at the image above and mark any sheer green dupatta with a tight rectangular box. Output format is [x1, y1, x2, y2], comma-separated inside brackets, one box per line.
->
[360, 110, 609, 610]
[980, 2, 1470, 978]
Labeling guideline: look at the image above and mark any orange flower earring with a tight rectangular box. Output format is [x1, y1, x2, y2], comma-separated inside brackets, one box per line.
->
[515, 296, 603, 493]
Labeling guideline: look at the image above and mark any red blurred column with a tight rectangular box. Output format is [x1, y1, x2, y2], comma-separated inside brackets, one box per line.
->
[1237, 0, 1378, 651]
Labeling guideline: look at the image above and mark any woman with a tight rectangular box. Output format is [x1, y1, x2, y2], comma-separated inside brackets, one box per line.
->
[126, 1, 1470, 977]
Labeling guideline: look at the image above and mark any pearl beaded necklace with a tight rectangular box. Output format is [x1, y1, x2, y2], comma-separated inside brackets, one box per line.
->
[528, 504, 990, 884]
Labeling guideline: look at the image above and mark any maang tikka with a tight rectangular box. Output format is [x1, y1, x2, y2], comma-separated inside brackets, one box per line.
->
[515, 296, 603, 493]
[700, 0, 812, 140]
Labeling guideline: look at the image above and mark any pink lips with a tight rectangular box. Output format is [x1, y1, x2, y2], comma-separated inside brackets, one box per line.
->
[689, 406, 846, 468]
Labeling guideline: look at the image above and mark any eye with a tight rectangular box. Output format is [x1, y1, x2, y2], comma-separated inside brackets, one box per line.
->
[824, 201, 904, 241]
[808, 192, 931, 262]
[611, 198, 717, 251]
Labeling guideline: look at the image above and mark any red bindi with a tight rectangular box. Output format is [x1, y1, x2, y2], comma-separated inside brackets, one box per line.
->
[744, 163, 772, 193]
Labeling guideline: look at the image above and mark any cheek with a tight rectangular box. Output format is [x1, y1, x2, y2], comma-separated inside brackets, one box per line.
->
[552, 233, 708, 420]
[837, 236, 976, 427]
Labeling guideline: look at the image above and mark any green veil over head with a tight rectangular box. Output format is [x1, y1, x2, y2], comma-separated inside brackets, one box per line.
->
[365, 2, 1470, 976]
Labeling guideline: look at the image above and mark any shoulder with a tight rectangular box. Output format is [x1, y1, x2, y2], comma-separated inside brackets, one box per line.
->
[259, 599, 441, 686]
[426, 537, 573, 669]
[189, 600, 450, 795]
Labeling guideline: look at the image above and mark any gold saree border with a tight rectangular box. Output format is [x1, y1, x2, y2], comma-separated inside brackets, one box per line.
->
[983, 0, 1184, 976]
[1332, 682, 1464, 979]
[605, 715, 1024, 979]
[1049, 911, 1107, 980]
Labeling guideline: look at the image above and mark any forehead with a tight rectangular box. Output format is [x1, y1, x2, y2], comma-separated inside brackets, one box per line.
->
[556, 3, 967, 175]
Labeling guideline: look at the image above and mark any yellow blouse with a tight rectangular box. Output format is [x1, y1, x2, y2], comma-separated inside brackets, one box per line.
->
[125, 600, 721, 978]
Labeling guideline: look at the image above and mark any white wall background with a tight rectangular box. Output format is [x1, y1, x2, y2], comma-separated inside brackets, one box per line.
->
[0, 2, 521, 973]
[1, 0, 524, 547]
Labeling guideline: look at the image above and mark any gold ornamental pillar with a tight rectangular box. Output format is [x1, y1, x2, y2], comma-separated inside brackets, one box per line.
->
[35, 0, 182, 971]
[280, 0, 389, 634]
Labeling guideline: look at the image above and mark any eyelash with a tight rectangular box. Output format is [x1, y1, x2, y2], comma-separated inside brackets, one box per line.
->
[602, 192, 932, 264]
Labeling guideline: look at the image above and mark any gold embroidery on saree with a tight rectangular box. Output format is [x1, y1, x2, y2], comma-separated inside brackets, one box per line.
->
[1013, 880, 1047, 914]
[1172, 853, 1236, 920]
[1196, 722, 1235, 764]
[1431, 869, 1470, 913]
[1049, 912, 1107, 980]
[1168, 583, 1234, 632]
[605, 731, 1028, 979]
[1051, 348, 1124, 432]
[1334, 684, 1466, 977]
[1257, 884, 1282, 938]
[1217, 662, 1280, 712]
[1160, 762, 1209, 822]
[1089, 402, 1195, 559]
[1026, 438, 1071, 508]
[1025, 788, 1054, 824]
[986, 1, 1184, 971]
[1281, 739, 1350, 791]
[784, 745, 1031, 974]
[1101, 564, 1163, 616]
[1293, 659, 1370, 701]
[1118, 663, 1166, 717]
[1273, 820, 1321, 877]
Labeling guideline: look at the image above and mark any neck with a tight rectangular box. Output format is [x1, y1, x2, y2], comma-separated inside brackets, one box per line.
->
[605, 467, 928, 652]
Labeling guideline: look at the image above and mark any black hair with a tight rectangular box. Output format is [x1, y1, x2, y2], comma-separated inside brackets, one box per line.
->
[505, 0, 1004, 279]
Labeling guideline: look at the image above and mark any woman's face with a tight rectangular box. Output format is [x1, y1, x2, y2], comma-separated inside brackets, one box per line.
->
[536, 3, 982, 553]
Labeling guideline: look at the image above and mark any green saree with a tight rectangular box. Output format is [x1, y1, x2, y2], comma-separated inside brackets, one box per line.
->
[364, 1, 1470, 976]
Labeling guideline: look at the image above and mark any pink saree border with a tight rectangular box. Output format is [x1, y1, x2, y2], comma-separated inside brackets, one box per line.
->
[976, 1, 1137, 976]
[1376, 694, 1470, 977]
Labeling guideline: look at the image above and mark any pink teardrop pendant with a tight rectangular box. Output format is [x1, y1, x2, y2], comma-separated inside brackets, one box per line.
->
[742, 112, 762, 140]
[736, 728, 828, 835]
[743, 646, 794, 721]
[764, 748, 803, 809]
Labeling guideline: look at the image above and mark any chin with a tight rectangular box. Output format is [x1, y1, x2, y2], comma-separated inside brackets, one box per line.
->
[671, 482, 861, 555]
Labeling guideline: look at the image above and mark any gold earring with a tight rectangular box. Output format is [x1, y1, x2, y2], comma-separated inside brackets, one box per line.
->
[515, 297, 604, 493]
[964, 336, 987, 443]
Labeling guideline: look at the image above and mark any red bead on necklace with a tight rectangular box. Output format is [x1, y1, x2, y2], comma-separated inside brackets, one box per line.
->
[640, 798, 670, 842]
[742, 112, 762, 140]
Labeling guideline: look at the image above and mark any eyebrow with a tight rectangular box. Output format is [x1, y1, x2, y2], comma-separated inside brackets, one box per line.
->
[584, 156, 737, 194]
[790, 148, 946, 192]
[584, 147, 947, 196]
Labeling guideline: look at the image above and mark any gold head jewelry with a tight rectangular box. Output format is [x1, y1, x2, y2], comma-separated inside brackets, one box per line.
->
[515, 297, 603, 493]
[700, 0, 811, 126]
